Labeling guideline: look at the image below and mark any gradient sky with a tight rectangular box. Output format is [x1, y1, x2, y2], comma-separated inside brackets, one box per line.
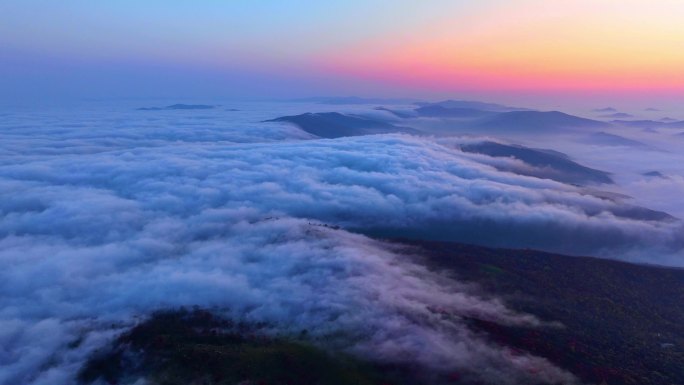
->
[2, 0, 684, 106]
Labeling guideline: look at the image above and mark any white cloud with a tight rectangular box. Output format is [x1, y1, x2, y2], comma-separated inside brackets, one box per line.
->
[1, 105, 681, 384]
[0, 214, 579, 385]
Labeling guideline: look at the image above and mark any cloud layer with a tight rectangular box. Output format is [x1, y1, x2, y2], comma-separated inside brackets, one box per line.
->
[1, 103, 682, 384]
[1, 213, 579, 384]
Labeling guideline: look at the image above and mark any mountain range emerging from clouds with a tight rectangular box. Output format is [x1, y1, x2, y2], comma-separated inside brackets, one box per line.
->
[2, 97, 684, 385]
[5, 0, 684, 384]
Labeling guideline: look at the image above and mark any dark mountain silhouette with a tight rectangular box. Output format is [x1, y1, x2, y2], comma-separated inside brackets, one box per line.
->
[474, 111, 609, 132]
[573, 188, 674, 222]
[660, 117, 677, 122]
[414, 105, 494, 118]
[593, 107, 618, 113]
[79, 309, 418, 385]
[643, 171, 667, 178]
[266, 112, 418, 138]
[600, 112, 634, 119]
[415, 99, 528, 112]
[404, 239, 684, 385]
[580, 132, 648, 148]
[166, 104, 215, 110]
[580, 189, 630, 202]
[611, 120, 669, 128]
[611, 119, 684, 129]
[608, 205, 676, 222]
[460, 141, 613, 185]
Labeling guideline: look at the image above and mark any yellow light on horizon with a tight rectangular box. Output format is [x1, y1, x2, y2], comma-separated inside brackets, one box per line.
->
[321, 0, 684, 92]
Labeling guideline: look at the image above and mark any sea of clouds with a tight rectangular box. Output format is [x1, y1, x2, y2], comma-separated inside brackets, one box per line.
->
[1, 101, 682, 384]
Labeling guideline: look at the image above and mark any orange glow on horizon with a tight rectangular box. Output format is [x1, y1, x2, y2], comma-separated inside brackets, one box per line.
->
[319, 0, 684, 93]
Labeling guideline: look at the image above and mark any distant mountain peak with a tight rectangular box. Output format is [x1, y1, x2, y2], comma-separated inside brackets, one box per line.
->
[593, 107, 618, 113]
[415, 99, 528, 112]
[265, 112, 418, 138]
[414, 105, 495, 118]
[460, 140, 613, 185]
[475, 110, 609, 132]
[600, 112, 635, 119]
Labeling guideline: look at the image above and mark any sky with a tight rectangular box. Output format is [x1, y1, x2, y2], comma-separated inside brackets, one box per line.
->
[1, 0, 684, 106]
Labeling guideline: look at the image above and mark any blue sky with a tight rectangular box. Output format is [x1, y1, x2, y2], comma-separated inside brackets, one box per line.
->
[2, 0, 683, 108]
